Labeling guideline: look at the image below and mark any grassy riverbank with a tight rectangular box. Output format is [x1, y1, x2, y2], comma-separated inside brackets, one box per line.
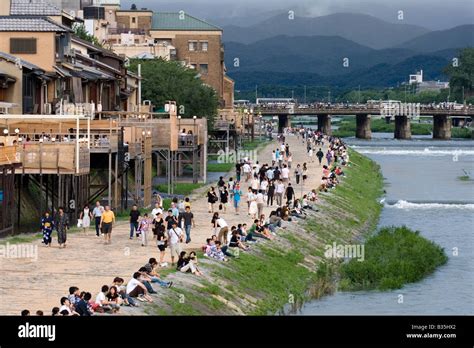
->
[339, 226, 448, 291]
[144, 149, 384, 315]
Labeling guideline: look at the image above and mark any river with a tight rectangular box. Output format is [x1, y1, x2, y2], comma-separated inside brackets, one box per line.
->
[299, 133, 474, 315]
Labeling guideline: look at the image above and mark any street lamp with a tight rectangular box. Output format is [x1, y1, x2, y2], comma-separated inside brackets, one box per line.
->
[3, 129, 8, 135]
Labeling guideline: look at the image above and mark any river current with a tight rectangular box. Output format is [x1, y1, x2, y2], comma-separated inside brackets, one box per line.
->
[299, 133, 474, 315]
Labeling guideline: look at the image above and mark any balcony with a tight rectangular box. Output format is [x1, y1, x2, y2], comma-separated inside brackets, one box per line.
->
[0, 146, 20, 166]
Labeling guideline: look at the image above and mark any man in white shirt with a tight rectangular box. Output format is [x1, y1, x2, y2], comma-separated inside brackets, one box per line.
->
[281, 164, 290, 184]
[92, 201, 104, 237]
[167, 221, 183, 266]
[242, 162, 251, 182]
[151, 202, 163, 219]
[275, 180, 285, 206]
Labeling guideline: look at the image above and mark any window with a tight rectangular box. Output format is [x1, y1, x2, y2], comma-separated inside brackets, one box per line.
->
[200, 41, 208, 51]
[188, 41, 197, 51]
[190, 64, 197, 70]
[10, 38, 37, 54]
[132, 17, 136, 24]
[200, 64, 208, 74]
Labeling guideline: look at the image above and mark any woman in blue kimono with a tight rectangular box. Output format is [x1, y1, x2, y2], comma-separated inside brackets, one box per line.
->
[41, 212, 54, 246]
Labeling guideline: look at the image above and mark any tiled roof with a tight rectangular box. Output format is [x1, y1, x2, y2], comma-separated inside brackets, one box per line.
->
[10, 0, 62, 16]
[0, 16, 71, 32]
[0, 50, 44, 71]
[152, 12, 222, 31]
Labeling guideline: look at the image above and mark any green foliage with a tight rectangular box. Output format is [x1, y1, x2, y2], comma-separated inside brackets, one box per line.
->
[129, 58, 219, 129]
[339, 226, 448, 291]
[73, 23, 102, 47]
[444, 48, 474, 99]
[452, 127, 473, 139]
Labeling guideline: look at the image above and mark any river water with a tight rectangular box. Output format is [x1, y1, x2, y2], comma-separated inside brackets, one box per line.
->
[299, 133, 474, 315]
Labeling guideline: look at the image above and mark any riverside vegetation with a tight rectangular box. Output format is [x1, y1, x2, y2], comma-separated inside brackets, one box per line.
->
[339, 226, 448, 291]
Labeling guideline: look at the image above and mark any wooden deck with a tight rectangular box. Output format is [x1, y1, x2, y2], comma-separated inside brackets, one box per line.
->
[16, 142, 90, 174]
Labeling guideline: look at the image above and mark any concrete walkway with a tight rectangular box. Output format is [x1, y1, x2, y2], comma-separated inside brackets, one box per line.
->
[0, 132, 327, 315]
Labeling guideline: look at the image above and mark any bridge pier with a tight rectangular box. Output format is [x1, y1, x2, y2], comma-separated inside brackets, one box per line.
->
[318, 115, 332, 135]
[278, 115, 289, 134]
[356, 114, 372, 139]
[394, 116, 411, 139]
[432, 115, 451, 139]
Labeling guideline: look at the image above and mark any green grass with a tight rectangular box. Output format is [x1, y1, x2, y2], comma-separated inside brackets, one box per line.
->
[207, 162, 234, 172]
[339, 226, 448, 291]
[154, 183, 204, 196]
[241, 138, 269, 150]
[458, 175, 472, 181]
[452, 127, 472, 139]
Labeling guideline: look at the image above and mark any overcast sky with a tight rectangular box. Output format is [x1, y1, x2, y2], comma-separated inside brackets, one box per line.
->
[121, 0, 474, 29]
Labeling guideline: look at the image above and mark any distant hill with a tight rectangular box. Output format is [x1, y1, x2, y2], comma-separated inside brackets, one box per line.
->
[223, 12, 430, 49]
[396, 25, 474, 52]
[225, 35, 418, 76]
[228, 54, 451, 90]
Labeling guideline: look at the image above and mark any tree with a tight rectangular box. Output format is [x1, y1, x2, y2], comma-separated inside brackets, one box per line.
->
[444, 48, 474, 101]
[129, 58, 219, 129]
[131, 4, 137, 10]
[73, 23, 102, 47]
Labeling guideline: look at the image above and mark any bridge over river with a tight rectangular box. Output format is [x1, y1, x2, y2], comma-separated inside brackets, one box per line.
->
[253, 105, 474, 139]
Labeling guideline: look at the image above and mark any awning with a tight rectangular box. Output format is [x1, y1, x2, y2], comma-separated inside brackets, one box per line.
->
[54, 65, 72, 78]
[0, 69, 16, 85]
[60, 62, 116, 82]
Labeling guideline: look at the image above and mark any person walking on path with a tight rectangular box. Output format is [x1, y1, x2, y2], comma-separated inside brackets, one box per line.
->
[55, 207, 69, 248]
[137, 213, 150, 247]
[308, 147, 314, 162]
[232, 183, 242, 214]
[284, 183, 295, 207]
[256, 189, 265, 218]
[294, 164, 302, 185]
[100, 205, 115, 244]
[316, 148, 324, 166]
[92, 201, 104, 237]
[41, 211, 54, 247]
[207, 187, 218, 213]
[79, 204, 92, 235]
[129, 205, 140, 239]
[168, 221, 184, 266]
[180, 206, 195, 244]
[275, 179, 285, 206]
[267, 180, 275, 206]
[302, 163, 309, 184]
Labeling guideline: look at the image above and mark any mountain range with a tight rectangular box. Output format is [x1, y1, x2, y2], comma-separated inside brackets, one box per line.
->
[223, 13, 474, 91]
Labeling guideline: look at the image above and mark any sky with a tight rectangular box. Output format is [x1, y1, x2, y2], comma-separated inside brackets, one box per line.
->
[121, 0, 474, 30]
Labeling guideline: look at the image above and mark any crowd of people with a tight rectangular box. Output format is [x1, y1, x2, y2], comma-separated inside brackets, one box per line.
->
[25, 127, 350, 315]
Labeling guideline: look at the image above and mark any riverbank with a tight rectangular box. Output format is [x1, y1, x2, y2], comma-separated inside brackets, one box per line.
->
[141, 148, 384, 315]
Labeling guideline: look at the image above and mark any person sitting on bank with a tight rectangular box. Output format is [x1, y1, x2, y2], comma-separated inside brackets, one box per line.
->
[177, 251, 203, 276]
[142, 258, 173, 288]
[126, 272, 153, 303]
